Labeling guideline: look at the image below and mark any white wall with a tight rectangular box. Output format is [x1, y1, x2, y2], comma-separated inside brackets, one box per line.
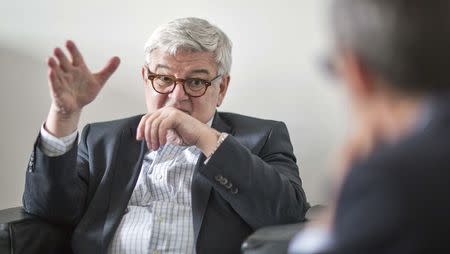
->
[0, 0, 348, 209]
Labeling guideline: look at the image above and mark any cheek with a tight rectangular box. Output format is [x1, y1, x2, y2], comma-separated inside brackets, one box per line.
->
[196, 92, 218, 108]
[190, 93, 218, 120]
[145, 89, 168, 112]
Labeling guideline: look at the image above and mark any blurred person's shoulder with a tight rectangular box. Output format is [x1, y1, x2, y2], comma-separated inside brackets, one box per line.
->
[340, 123, 450, 214]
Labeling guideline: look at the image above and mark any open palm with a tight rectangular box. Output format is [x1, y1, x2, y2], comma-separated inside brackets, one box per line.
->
[47, 40, 120, 114]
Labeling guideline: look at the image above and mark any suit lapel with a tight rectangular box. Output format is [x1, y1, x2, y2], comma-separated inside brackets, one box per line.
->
[103, 117, 147, 244]
[192, 112, 233, 244]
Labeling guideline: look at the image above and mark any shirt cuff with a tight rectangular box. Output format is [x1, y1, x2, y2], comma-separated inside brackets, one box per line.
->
[204, 133, 229, 165]
[39, 123, 78, 157]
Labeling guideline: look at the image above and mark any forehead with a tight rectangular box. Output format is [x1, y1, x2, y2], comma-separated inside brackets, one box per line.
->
[148, 49, 217, 74]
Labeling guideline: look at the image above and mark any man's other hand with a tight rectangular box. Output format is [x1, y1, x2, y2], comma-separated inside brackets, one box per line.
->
[136, 107, 220, 156]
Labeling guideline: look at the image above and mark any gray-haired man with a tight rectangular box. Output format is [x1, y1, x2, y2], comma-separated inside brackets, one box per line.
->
[23, 17, 309, 254]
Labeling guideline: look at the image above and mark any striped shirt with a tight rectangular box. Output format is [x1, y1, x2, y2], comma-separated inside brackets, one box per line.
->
[107, 144, 199, 254]
[39, 124, 207, 254]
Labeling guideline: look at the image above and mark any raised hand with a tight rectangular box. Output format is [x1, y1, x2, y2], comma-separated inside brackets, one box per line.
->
[48, 40, 120, 115]
[45, 40, 120, 137]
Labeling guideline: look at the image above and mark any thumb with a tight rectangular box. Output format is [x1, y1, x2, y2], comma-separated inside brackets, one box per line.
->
[95, 56, 121, 85]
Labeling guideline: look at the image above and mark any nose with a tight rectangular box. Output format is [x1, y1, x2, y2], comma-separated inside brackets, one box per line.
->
[169, 81, 189, 101]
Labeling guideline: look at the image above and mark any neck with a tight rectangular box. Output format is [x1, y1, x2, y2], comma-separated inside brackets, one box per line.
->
[368, 93, 426, 144]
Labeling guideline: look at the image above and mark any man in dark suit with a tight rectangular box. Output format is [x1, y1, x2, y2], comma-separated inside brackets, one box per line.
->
[23, 17, 309, 254]
[290, 0, 450, 253]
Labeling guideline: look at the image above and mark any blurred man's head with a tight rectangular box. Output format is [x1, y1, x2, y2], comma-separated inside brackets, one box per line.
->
[331, 0, 450, 112]
[329, 0, 450, 167]
[141, 17, 232, 124]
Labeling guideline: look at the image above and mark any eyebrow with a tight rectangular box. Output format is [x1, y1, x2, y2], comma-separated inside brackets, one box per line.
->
[187, 69, 211, 76]
[153, 64, 211, 76]
[154, 64, 170, 72]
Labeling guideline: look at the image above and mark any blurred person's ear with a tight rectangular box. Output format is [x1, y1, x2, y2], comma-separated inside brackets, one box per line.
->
[337, 51, 376, 103]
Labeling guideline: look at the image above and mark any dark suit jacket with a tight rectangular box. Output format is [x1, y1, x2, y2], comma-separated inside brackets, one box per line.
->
[321, 97, 450, 254]
[23, 111, 309, 254]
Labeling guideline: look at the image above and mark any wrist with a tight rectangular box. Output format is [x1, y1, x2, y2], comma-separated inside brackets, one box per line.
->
[197, 127, 221, 157]
[46, 104, 81, 137]
[49, 103, 82, 119]
[197, 127, 228, 158]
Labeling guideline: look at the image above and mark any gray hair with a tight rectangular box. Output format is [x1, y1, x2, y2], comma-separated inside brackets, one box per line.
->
[331, 0, 450, 93]
[144, 17, 232, 75]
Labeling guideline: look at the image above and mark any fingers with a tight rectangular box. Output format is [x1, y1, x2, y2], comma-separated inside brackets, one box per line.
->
[95, 56, 121, 85]
[144, 117, 156, 150]
[66, 40, 85, 66]
[51, 40, 120, 88]
[138, 112, 161, 150]
[149, 117, 163, 150]
[47, 57, 66, 90]
[159, 121, 169, 147]
[137, 111, 177, 151]
[136, 114, 149, 141]
[47, 56, 58, 70]
[48, 66, 62, 95]
[54, 48, 72, 72]
[137, 114, 159, 150]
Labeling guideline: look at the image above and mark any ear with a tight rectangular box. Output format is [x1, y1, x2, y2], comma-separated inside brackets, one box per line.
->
[141, 65, 148, 83]
[216, 75, 230, 107]
[337, 51, 375, 100]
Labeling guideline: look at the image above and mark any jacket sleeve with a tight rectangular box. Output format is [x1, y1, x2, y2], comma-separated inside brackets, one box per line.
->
[198, 121, 309, 229]
[22, 124, 92, 225]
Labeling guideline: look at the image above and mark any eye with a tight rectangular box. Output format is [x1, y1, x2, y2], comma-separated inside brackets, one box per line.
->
[186, 79, 206, 91]
[156, 75, 174, 85]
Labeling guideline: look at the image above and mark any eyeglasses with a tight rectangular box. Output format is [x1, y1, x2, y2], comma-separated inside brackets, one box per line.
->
[146, 69, 222, 98]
